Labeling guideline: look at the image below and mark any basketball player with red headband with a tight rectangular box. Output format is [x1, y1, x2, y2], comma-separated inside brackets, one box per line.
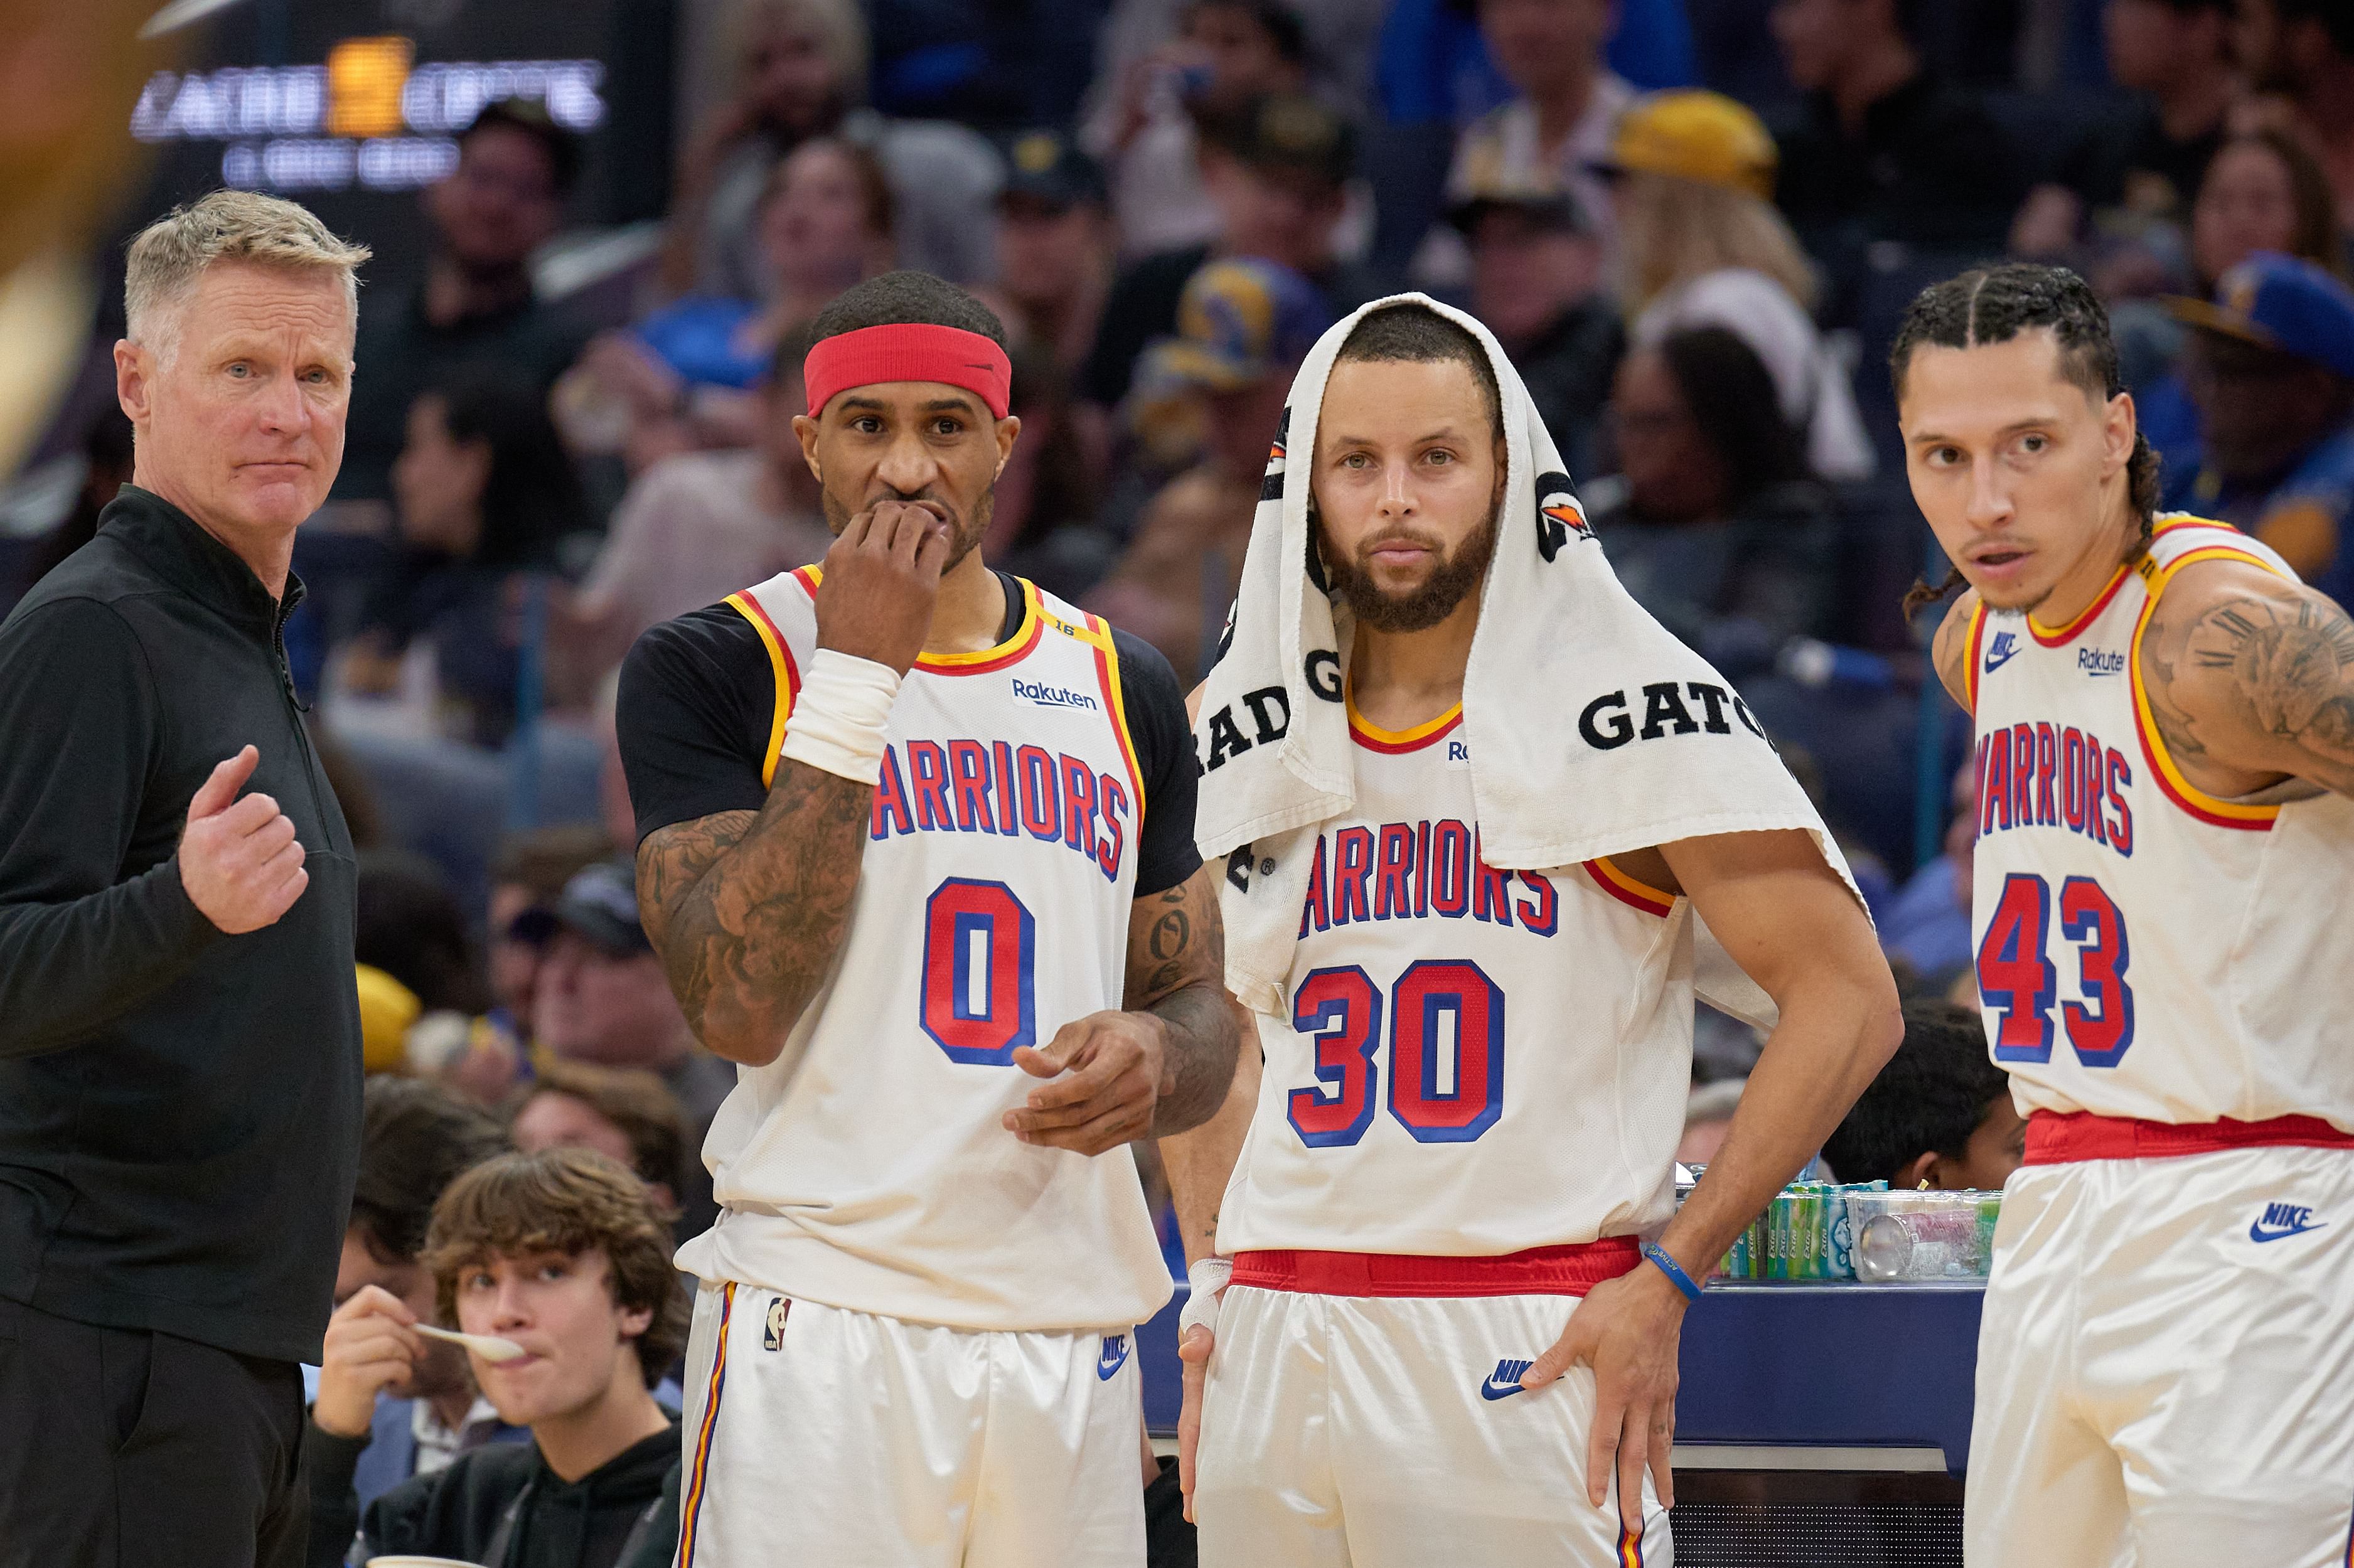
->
[1900, 264, 2354, 1566]
[615, 272, 1239, 1565]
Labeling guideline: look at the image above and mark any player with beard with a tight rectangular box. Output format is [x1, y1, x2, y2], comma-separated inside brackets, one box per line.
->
[1164, 304, 1899, 1565]
[614, 271, 1239, 1565]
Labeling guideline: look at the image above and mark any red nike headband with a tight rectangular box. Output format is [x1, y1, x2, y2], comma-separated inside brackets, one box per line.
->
[803, 324, 1014, 420]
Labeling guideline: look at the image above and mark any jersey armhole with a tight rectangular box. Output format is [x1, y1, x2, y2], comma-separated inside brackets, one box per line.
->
[1583, 858, 1676, 918]
[2126, 544, 2286, 832]
[1962, 598, 1988, 713]
[1081, 602, 1147, 816]
[725, 591, 800, 788]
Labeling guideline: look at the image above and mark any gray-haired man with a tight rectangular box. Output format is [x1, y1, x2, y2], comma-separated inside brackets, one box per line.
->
[0, 189, 372, 1567]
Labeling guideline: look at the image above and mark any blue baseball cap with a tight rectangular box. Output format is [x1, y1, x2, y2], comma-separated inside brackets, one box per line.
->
[2169, 251, 2354, 380]
[1135, 259, 1334, 395]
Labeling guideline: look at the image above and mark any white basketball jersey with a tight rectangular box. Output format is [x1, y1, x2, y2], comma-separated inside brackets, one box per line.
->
[673, 567, 1174, 1332]
[1966, 516, 2354, 1133]
[1217, 702, 1696, 1256]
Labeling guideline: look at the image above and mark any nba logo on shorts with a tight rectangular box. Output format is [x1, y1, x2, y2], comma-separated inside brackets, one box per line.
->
[764, 1297, 790, 1350]
[1096, 1334, 1130, 1380]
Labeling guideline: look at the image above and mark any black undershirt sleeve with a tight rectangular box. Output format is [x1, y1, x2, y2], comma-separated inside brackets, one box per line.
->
[615, 604, 776, 845]
[1112, 627, 1204, 899]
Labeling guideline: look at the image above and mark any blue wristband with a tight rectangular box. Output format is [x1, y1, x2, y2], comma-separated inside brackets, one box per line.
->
[1639, 1240, 1703, 1302]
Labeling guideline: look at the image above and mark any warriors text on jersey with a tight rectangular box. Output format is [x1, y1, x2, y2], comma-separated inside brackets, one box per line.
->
[1216, 700, 1700, 1257]
[1964, 515, 2354, 1133]
[616, 568, 1202, 1332]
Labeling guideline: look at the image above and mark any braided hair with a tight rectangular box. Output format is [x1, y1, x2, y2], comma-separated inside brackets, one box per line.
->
[1891, 264, 2159, 616]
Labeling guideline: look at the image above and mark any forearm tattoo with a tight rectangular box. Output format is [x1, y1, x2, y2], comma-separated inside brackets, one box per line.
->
[636, 764, 873, 1063]
[1126, 875, 1240, 1138]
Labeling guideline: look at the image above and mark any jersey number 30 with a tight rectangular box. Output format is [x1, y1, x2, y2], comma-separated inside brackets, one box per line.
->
[1287, 961, 1505, 1146]
[919, 878, 1036, 1064]
[1976, 872, 2134, 1067]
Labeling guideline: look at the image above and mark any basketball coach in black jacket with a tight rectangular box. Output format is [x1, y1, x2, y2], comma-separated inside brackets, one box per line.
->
[0, 190, 373, 1568]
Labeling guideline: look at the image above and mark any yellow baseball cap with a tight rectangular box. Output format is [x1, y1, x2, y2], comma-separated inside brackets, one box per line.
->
[1600, 90, 1777, 201]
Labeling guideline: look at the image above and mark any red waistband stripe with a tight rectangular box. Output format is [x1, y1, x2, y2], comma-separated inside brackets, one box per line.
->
[2025, 1110, 2354, 1165]
[1229, 1239, 1641, 1298]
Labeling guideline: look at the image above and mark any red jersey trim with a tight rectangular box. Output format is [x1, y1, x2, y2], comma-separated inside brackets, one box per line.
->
[727, 591, 801, 790]
[2024, 1111, 2354, 1165]
[1583, 858, 1676, 918]
[1229, 1238, 1640, 1298]
[2026, 563, 2131, 647]
[1963, 597, 1987, 713]
[1346, 700, 1464, 754]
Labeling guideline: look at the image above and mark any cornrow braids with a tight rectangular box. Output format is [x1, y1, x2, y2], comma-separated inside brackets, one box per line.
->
[1891, 264, 2159, 617]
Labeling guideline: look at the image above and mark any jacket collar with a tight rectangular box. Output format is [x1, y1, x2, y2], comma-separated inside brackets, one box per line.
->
[96, 485, 305, 639]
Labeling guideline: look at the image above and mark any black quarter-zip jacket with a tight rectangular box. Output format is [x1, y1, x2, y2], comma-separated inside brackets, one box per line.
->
[0, 486, 361, 1363]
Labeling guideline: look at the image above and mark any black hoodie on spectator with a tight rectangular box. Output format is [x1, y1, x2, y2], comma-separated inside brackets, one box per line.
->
[350, 1422, 681, 1568]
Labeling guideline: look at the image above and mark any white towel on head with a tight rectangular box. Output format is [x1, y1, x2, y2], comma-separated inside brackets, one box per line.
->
[1192, 292, 1861, 1020]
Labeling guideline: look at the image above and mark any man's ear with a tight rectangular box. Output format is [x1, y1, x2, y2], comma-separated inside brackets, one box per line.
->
[794, 413, 823, 482]
[2102, 390, 2136, 478]
[994, 413, 1022, 479]
[115, 339, 153, 429]
[1894, 1149, 1942, 1192]
[616, 1302, 654, 1338]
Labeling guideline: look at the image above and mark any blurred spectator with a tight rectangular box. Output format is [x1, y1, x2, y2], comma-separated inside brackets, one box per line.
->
[511, 1060, 697, 1224]
[1444, 0, 1634, 269]
[2238, 0, 2354, 228]
[535, 863, 738, 1134]
[1821, 998, 2025, 1191]
[336, 101, 592, 508]
[23, 408, 134, 590]
[1594, 326, 1840, 668]
[487, 825, 621, 1025]
[983, 344, 1118, 599]
[1089, 259, 1330, 674]
[347, 1149, 686, 1568]
[666, 0, 1005, 295]
[2126, 129, 2340, 466]
[1768, 0, 2023, 256]
[356, 850, 494, 1018]
[566, 142, 894, 474]
[306, 1078, 517, 1567]
[1452, 184, 1623, 481]
[2014, 0, 2241, 258]
[1084, 92, 1376, 408]
[2170, 252, 2354, 604]
[640, 141, 895, 393]
[995, 132, 1119, 378]
[1084, 0, 1312, 257]
[1608, 91, 1876, 480]
[564, 334, 832, 683]
[1878, 762, 1977, 992]
[341, 371, 586, 747]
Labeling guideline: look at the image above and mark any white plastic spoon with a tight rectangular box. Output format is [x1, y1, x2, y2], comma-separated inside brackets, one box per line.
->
[413, 1323, 528, 1363]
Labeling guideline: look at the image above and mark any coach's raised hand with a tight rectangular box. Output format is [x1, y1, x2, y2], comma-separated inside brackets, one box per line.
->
[179, 745, 308, 934]
[814, 498, 954, 673]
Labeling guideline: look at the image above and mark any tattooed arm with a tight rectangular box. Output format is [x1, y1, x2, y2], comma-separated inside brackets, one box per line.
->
[2138, 559, 2354, 799]
[1000, 866, 1241, 1154]
[633, 501, 949, 1067]
[1930, 585, 1983, 712]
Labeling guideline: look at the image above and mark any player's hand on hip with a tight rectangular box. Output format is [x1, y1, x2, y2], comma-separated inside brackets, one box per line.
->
[179, 746, 308, 934]
[1519, 1263, 1688, 1534]
[813, 498, 953, 673]
[312, 1284, 429, 1438]
[1003, 1010, 1174, 1155]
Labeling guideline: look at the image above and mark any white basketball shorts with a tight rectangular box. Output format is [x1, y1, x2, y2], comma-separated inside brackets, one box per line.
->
[1192, 1244, 1670, 1568]
[673, 1281, 1147, 1567]
[1966, 1119, 2354, 1568]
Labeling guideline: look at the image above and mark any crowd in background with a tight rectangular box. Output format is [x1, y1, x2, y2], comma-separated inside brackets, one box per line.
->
[11, 0, 2354, 1293]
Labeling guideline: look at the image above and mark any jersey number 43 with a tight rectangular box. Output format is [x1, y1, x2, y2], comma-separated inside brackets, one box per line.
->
[1287, 961, 1506, 1146]
[1976, 872, 2135, 1067]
